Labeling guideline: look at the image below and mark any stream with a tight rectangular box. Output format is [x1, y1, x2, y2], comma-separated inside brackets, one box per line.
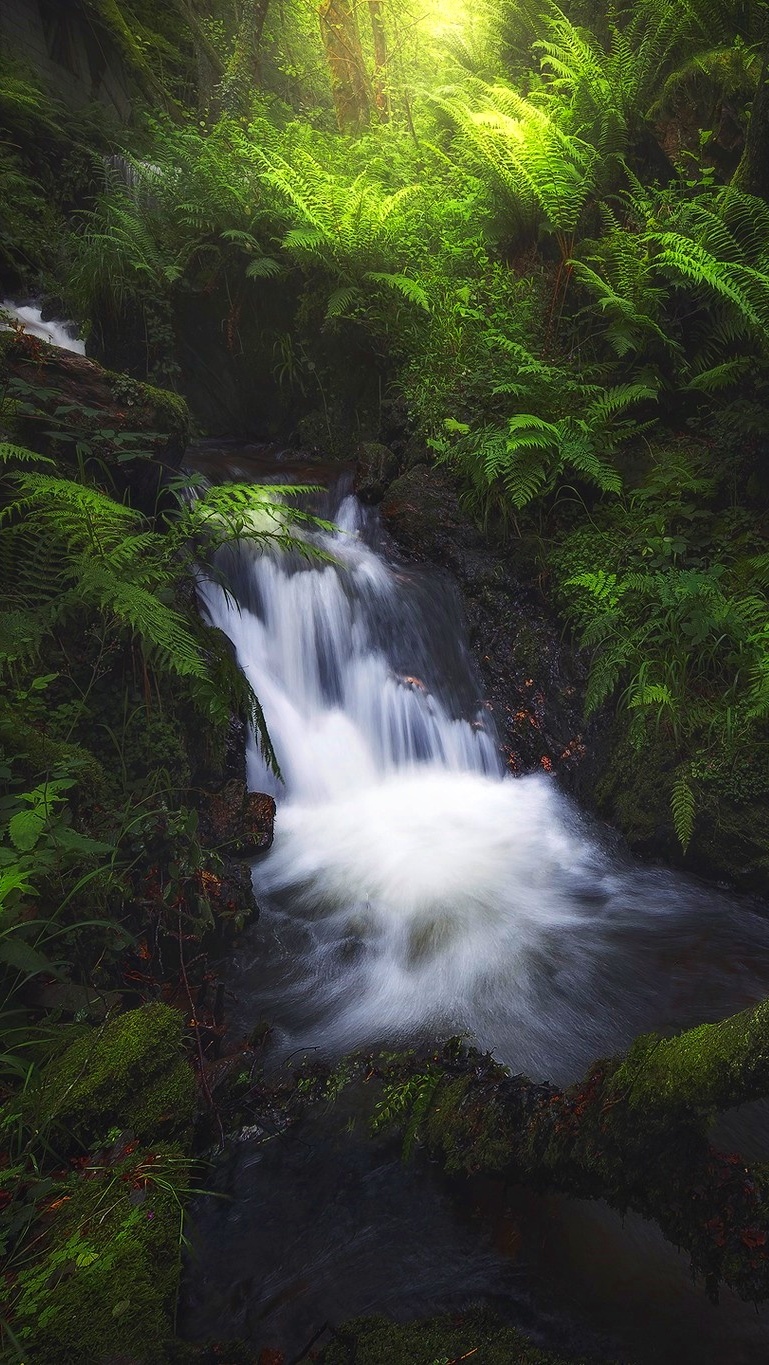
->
[185, 457, 769, 1363]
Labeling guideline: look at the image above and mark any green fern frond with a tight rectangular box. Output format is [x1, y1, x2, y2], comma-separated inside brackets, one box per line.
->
[366, 272, 431, 312]
[325, 286, 362, 320]
[683, 358, 752, 392]
[628, 681, 677, 710]
[565, 439, 623, 493]
[0, 443, 54, 466]
[583, 646, 627, 715]
[584, 381, 657, 426]
[671, 767, 696, 852]
[245, 256, 282, 280]
[567, 569, 623, 606]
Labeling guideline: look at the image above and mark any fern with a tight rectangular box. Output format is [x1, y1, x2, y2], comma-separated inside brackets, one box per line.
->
[244, 257, 283, 280]
[671, 767, 697, 852]
[0, 452, 328, 771]
[628, 682, 677, 711]
[257, 148, 427, 327]
[366, 272, 431, 312]
[682, 357, 753, 392]
[0, 444, 53, 466]
[325, 286, 362, 321]
[431, 79, 598, 240]
[371, 1069, 441, 1160]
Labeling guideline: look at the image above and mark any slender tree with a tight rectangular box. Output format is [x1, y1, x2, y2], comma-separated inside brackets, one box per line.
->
[734, 36, 769, 199]
[220, 0, 271, 113]
[369, 0, 390, 121]
[169, 0, 225, 107]
[318, 0, 373, 134]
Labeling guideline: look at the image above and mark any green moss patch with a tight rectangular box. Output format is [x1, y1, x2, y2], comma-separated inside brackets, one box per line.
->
[8, 1140, 189, 1365]
[29, 1002, 196, 1151]
[319, 1308, 603, 1365]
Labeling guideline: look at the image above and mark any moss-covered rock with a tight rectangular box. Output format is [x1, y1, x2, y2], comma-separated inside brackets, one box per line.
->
[2, 332, 191, 512]
[319, 1308, 604, 1365]
[8, 1139, 189, 1365]
[29, 1002, 196, 1151]
[582, 711, 769, 889]
[381, 465, 587, 781]
[587, 717, 678, 859]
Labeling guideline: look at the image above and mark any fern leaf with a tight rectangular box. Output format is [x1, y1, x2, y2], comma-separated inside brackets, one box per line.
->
[325, 287, 362, 320]
[366, 272, 431, 312]
[245, 256, 283, 280]
[671, 767, 696, 852]
[0, 443, 54, 466]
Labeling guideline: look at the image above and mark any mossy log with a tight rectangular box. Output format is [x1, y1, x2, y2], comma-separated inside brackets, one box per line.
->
[347, 1003, 769, 1304]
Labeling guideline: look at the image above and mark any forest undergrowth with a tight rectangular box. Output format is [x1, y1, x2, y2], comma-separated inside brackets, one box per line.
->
[4, 0, 769, 1358]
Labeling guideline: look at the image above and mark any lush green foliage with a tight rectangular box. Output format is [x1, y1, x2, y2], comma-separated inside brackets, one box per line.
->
[4, 0, 767, 847]
[3, 0, 769, 1354]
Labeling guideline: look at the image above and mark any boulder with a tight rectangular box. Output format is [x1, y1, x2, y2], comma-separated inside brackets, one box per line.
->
[1, 330, 191, 511]
[200, 778, 275, 856]
[353, 440, 399, 502]
[382, 465, 587, 783]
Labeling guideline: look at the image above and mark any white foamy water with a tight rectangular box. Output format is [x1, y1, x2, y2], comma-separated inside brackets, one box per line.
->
[1, 301, 86, 354]
[201, 485, 769, 1081]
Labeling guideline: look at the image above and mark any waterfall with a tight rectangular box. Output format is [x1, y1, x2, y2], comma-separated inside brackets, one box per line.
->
[200, 482, 769, 1083]
[1, 300, 85, 355]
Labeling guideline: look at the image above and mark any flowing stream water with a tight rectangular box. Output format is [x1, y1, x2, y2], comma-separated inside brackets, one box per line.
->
[187, 464, 769, 1363]
[1, 300, 85, 353]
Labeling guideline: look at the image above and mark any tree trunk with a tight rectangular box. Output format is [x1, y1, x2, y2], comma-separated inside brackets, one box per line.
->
[368, 0, 389, 122]
[169, 0, 225, 109]
[734, 38, 769, 198]
[220, 0, 270, 115]
[318, 0, 372, 135]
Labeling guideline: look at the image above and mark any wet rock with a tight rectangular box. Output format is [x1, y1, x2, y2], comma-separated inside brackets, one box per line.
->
[319, 1307, 609, 1364]
[354, 440, 400, 502]
[1, 330, 190, 511]
[200, 778, 275, 856]
[381, 464, 472, 565]
[382, 465, 587, 782]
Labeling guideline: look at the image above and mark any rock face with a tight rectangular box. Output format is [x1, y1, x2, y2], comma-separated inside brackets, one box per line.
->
[381, 465, 587, 782]
[354, 440, 400, 503]
[380, 464, 769, 888]
[2, 330, 190, 511]
[200, 778, 276, 856]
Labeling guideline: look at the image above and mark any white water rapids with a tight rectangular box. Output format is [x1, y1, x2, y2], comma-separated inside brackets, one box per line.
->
[1, 300, 86, 354]
[201, 484, 769, 1082]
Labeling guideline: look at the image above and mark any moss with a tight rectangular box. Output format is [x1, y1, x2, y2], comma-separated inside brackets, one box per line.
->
[319, 1308, 602, 1365]
[690, 788, 769, 889]
[607, 998, 769, 1119]
[0, 330, 15, 365]
[0, 708, 110, 804]
[589, 710, 769, 889]
[590, 715, 677, 854]
[103, 368, 192, 452]
[420, 1070, 520, 1176]
[9, 1141, 188, 1365]
[30, 1002, 196, 1150]
[138, 381, 192, 441]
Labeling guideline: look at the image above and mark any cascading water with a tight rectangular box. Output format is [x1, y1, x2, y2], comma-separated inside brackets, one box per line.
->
[200, 480, 769, 1084]
[187, 468, 769, 1364]
[1, 300, 85, 354]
